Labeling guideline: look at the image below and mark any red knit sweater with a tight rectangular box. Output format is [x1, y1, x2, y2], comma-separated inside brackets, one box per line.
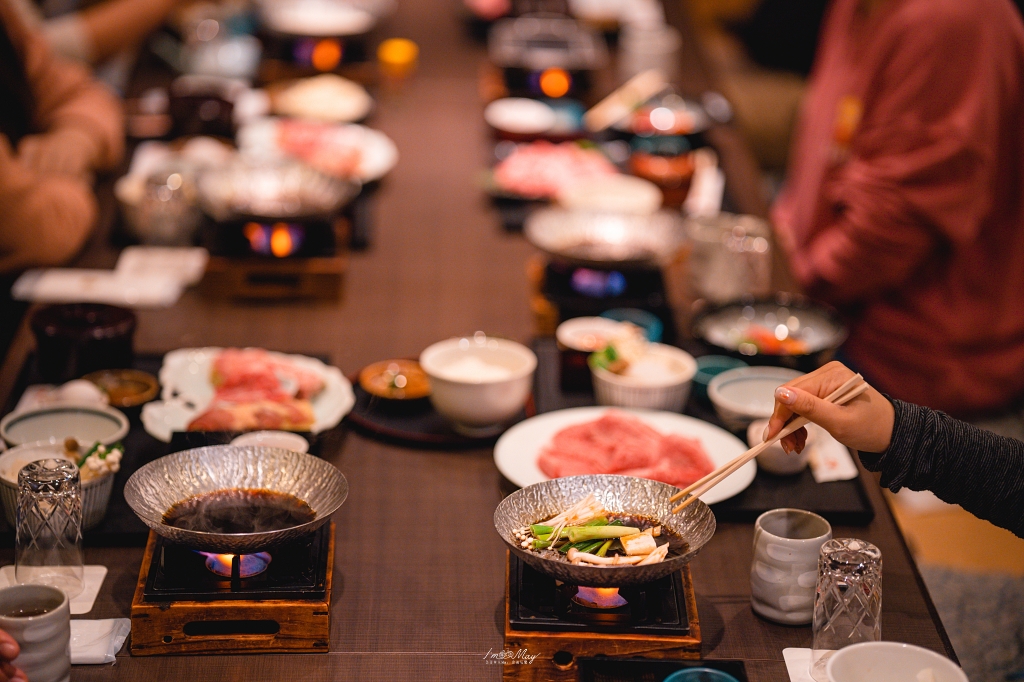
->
[773, 0, 1024, 415]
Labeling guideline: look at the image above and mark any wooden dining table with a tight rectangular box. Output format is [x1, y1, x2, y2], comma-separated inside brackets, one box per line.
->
[0, 1, 955, 679]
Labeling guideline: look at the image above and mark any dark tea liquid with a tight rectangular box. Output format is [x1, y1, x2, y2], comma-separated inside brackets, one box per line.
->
[163, 489, 315, 534]
[1, 606, 53, 618]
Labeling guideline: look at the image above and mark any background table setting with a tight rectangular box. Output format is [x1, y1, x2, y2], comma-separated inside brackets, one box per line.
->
[0, 0, 960, 680]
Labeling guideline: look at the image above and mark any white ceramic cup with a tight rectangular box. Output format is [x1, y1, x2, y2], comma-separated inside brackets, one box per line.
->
[747, 419, 812, 476]
[0, 584, 71, 682]
[827, 642, 968, 682]
[750, 508, 832, 625]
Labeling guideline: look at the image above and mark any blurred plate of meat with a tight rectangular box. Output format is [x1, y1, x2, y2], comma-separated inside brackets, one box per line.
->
[237, 118, 398, 182]
[141, 347, 354, 441]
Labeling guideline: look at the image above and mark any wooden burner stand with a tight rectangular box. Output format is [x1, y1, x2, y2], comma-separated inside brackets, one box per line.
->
[502, 555, 701, 681]
[200, 217, 350, 300]
[130, 524, 334, 656]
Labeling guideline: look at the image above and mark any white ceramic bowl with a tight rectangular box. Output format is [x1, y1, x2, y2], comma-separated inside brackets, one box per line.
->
[591, 344, 697, 412]
[747, 418, 811, 475]
[419, 336, 536, 436]
[708, 366, 803, 431]
[231, 430, 310, 453]
[0, 440, 115, 529]
[827, 642, 968, 682]
[0, 403, 129, 448]
[555, 316, 627, 352]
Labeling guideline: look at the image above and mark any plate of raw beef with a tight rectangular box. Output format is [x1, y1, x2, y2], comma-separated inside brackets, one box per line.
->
[494, 407, 755, 504]
[141, 347, 354, 442]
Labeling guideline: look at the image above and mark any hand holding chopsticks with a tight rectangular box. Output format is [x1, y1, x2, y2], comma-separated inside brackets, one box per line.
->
[670, 373, 870, 514]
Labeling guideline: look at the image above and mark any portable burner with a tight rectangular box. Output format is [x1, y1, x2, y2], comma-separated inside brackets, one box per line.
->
[130, 522, 334, 655]
[503, 552, 701, 681]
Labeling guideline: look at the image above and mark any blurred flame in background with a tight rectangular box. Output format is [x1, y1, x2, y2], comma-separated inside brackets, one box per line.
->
[539, 68, 571, 98]
[244, 222, 305, 257]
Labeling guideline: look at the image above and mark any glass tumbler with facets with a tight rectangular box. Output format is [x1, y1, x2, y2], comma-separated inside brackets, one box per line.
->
[15, 459, 84, 598]
[809, 538, 882, 682]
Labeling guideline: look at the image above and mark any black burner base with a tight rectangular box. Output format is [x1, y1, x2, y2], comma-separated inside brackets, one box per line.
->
[143, 523, 331, 602]
[508, 552, 691, 636]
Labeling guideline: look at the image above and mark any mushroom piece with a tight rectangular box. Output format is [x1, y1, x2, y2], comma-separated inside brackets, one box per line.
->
[567, 548, 644, 566]
[636, 544, 669, 565]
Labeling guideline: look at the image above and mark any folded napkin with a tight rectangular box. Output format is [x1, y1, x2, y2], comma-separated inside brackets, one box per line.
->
[70, 619, 130, 664]
[807, 425, 859, 483]
[783, 648, 815, 682]
[11, 269, 184, 308]
[0, 566, 106, 615]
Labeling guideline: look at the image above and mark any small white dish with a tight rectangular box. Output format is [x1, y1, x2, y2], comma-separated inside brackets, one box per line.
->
[827, 642, 968, 682]
[747, 418, 811, 476]
[708, 366, 803, 431]
[555, 316, 626, 352]
[231, 430, 309, 453]
[484, 98, 557, 134]
[591, 344, 697, 412]
[1, 404, 129, 448]
[261, 0, 377, 36]
[419, 335, 536, 436]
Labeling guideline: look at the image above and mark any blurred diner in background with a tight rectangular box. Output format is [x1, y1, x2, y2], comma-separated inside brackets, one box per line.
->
[0, 0, 124, 274]
[0, 0, 1022, 680]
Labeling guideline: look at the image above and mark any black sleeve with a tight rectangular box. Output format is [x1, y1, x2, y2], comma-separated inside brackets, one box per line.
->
[858, 398, 1024, 538]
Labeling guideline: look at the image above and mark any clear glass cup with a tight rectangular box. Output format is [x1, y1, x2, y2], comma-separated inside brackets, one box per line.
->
[15, 459, 84, 599]
[809, 538, 882, 681]
[686, 213, 772, 305]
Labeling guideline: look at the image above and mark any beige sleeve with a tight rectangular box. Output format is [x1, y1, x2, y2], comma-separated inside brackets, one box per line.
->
[41, 13, 94, 62]
[0, 140, 97, 273]
[0, 0, 124, 171]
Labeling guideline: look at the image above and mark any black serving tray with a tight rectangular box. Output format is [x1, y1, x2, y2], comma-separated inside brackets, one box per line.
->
[530, 337, 875, 526]
[345, 370, 532, 449]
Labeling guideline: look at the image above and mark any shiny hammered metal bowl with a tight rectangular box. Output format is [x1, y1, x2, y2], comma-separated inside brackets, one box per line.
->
[494, 474, 716, 587]
[524, 209, 687, 269]
[124, 445, 348, 553]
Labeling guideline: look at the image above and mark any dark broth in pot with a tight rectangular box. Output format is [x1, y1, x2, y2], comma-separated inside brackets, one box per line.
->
[163, 489, 315, 534]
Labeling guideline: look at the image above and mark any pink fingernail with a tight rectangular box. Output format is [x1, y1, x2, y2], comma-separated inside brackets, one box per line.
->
[775, 386, 795, 404]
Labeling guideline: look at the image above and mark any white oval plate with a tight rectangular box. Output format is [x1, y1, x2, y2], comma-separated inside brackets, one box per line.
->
[140, 348, 354, 442]
[494, 406, 755, 505]
[237, 119, 398, 182]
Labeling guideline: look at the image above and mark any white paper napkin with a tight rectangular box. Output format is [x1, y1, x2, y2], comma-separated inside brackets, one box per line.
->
[70, 619, 130, 664]
[11, 269, 184, 308]
[807, 425, 859, 482]
[683, 149, 725, 218]
[115, 246, 209, 287]
[0, 566, 106, 615]
[783, 648, 815, 682]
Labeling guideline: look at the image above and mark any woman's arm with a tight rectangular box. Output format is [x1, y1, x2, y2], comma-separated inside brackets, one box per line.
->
[864, 399, 1024, 538]
[765, 362, 1024, 538]
[71, 0, 179, 64]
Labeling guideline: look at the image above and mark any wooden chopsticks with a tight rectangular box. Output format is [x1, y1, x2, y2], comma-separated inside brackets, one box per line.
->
[670, 374, 868, 514]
